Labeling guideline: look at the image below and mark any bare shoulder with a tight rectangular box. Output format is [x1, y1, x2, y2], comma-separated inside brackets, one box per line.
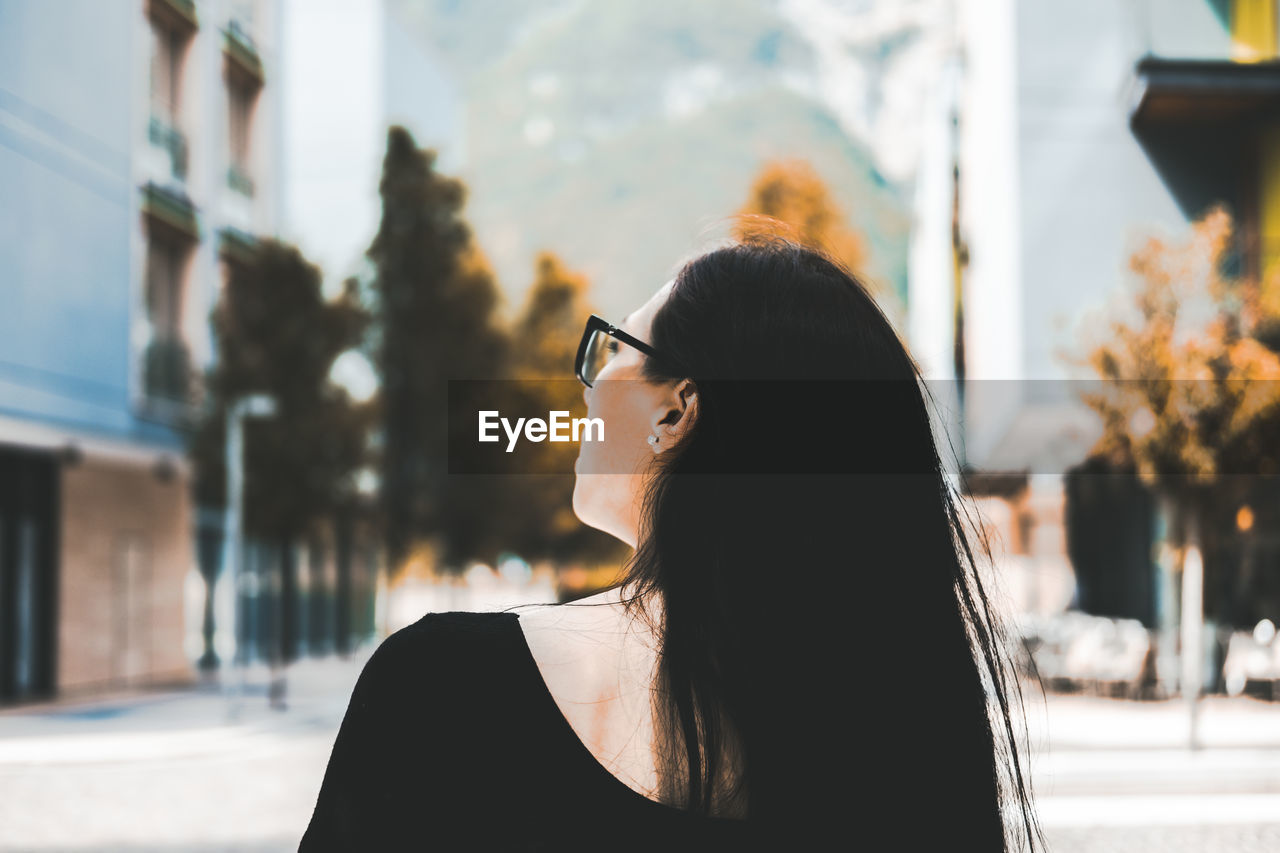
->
[515, 584, 661, 700]
[515, 586, 663, 797]
[516, 585, 632, 654]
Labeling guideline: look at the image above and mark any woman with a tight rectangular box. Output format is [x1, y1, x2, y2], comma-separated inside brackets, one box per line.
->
[300, 235, 1043, 851]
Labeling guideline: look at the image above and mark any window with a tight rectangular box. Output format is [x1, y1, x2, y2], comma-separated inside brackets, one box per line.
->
[143, 230, 194, 403]
[148, 3, 195, 180]
[146, 236, 185, 341]
[224, 1, 264, 196]
[149, 16, 187, 122]
[227, 79, 257, 195]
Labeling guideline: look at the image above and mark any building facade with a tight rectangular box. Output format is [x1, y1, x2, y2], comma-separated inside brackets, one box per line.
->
[0, 0, 282, 705]
[278, 0, 462, 294]
[908, 0, 1280, 670]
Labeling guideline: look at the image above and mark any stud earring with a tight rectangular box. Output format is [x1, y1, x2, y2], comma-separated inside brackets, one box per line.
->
[647, 434, 660, 453]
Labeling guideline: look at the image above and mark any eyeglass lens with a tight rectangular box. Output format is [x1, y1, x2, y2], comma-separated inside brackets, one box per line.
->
[582, 329, 617, 385]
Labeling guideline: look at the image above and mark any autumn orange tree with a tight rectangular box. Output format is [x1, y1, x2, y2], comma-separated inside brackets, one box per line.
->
[733, 159, 901, 323]
[1073, 205, 1280, 621]
[510, 252, 593, 380]
[502, 251, 629, 566]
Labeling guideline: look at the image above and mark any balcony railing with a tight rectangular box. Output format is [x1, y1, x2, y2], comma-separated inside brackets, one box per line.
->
[1129, 56, 1280, 126]
[143, 336, 194, 405]
[141, 181, 200, 241]
[227, 164, 255, 197]
[218, 226, 260, 265]
[147, 0, 198, 33]
[148, 114, 189, 181]
[224, 20, 265, 88]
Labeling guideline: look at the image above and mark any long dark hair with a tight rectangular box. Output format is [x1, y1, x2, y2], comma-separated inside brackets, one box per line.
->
[615, 234, 1043, 849]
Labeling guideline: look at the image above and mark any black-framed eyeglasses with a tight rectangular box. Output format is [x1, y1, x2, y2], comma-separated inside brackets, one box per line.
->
[574, 313, 679, 387]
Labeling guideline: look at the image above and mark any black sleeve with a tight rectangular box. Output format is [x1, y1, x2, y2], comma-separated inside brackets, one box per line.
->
[298, 625, 428, 852]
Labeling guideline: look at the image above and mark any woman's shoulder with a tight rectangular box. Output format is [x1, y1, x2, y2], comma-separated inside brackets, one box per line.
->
[364, 609, 521, 679]
[339, 610, 537, 749]
[301, 610, 535, 849]
[397, 607, 519, 636]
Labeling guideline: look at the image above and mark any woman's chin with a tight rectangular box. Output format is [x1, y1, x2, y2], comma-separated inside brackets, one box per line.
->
[570, 478, 591, 525]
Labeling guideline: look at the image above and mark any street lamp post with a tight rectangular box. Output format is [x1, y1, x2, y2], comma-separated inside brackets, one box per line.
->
[224, 393, 277, 721]
[328, 349, 379, 655]
[1181, 511, 1204, 751]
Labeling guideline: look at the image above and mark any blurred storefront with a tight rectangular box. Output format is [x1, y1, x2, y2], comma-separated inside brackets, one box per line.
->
[0, 429, 195, 707]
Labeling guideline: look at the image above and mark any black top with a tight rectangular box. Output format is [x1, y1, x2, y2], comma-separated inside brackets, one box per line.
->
[298, 610, 754, 851]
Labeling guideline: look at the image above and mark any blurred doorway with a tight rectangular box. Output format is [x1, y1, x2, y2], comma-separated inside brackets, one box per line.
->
[0, 447, 58, 705]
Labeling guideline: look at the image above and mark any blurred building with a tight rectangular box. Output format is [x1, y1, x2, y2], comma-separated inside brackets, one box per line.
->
[0, 0, 282, 705]
[278, 0, 462, 293]
[909, 1, 1279, 647]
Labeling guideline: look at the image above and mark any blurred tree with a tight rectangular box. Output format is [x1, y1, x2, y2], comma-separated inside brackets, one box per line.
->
[503, 251, 630, 567]
[190, 241, 373, 665]
[1072, 205, 1280, 623]
[733, 159, 901, 323]
[510, 251, 593, 379]
[369, 126, 511, 576]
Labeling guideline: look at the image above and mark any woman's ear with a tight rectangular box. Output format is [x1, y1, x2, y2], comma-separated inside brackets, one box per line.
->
[651, 378, 698, 445]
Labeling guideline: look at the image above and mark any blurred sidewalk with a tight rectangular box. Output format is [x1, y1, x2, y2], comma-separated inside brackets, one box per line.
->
[4, 678, 1278, 760]
[0, 580, 558, 852]
[0, 652, 376, 852]
[1022, 692, 1280, 850]
[0, 660, 1278, 850]
[1024, 691, 1280, 751]
[0, 650, 375, 765]
[0, 574, 557, 761]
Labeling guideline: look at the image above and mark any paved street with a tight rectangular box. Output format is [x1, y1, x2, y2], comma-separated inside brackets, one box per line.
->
[0, 654, 367, 852]
[1, 643, 1278, 851]
[1023, 692, 1280, 852]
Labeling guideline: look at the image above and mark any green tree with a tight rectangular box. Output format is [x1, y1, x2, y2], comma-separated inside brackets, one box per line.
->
[369, 126, 511, 575]
[190, 240, 373, 664]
